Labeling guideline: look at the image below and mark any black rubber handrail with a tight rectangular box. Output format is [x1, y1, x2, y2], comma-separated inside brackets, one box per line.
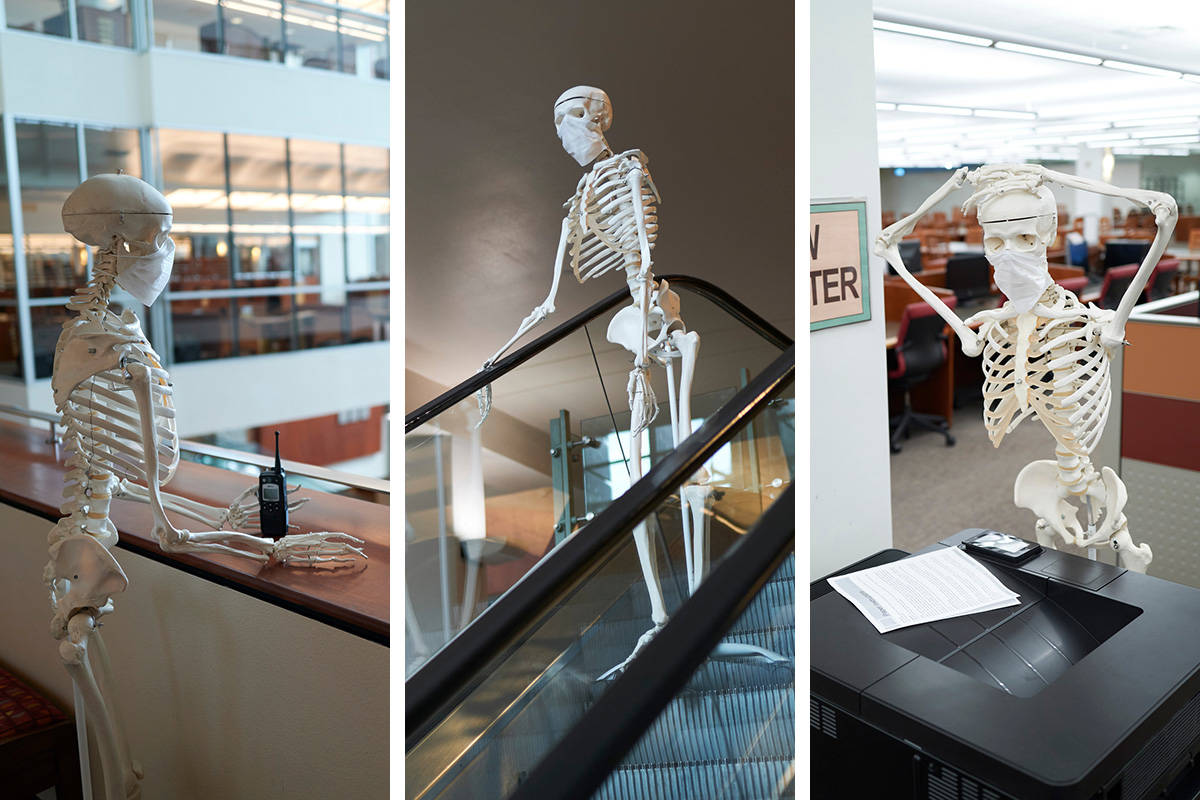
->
[405, 344, 795, 746]
[510, 485, 795, 800]
[404, 275, 792, 433]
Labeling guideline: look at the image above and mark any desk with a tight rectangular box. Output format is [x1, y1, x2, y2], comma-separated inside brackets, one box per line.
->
[1167, 249, 1200, 291]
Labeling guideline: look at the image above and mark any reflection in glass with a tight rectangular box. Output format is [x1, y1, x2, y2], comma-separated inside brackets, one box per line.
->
[284, 0, 339, 71]
[338, 10, 387, 78]
[85, 126, 141, 178]
[0, 118, 16, 378]
[221, 0, 283, 61]
[172, 296, 235, 362]
[75, 0, 131, 46]
[6, 0, 70, 36]
[228, 133, 292, 288]
[160, 129, 231, 290]
[344, 144, 388, 282]
[347, 289, 387, 343]
[152, 0, 218, 51]
[290, 138, 345, 293]
[17, 120, 83, 299]
[236, 292, 295, 355]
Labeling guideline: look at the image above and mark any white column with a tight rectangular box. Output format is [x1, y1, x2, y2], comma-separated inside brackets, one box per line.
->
[1075, 146, 1104, 246]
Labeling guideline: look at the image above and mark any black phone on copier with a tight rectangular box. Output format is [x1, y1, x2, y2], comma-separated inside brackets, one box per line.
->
[962, 530, 1043, 565]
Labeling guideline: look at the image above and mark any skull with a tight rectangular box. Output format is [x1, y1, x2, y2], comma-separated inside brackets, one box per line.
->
[966, 169, 1058, 312]
[62, 173, 175, 305]
[554, 86, 612, 167]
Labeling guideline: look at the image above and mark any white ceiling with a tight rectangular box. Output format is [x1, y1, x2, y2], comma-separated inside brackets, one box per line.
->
[873, 0, 1200, 167]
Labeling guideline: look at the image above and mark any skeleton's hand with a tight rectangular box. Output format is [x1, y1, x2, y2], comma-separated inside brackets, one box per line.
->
[220, 484, 310, 531]
[272, 532, 366, 567]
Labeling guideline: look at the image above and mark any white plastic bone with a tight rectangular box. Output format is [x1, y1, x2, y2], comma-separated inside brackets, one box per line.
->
[877, 163, 1175, 573]
[48, 174, 367, 798]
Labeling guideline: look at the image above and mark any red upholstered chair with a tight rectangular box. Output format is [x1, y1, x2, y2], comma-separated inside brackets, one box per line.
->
[888, 298, 957, 453]
[0, 665, 81, 798]
[1098, 264, 1141, 310]
[1147, 258, 1180, 301]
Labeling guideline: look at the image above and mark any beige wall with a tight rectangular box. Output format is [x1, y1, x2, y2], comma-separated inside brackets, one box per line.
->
[0, 503, 388, 799]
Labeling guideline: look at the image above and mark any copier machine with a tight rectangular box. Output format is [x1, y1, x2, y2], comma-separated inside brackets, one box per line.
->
[811, 529, 1200, 800]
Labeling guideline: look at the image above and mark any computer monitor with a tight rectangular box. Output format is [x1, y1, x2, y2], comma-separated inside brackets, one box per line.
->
[1104, 240, 1150, 273]
[944, 253, 991, 304]
[891, 240, 922, 275]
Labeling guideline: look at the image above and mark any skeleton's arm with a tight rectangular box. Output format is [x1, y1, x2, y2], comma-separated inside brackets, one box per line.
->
[115, 479, 308, 531]
[127, 362, 364, 565]
[1039, 166, 1178, 347]
[483, 217, 571, 368]
[872, 167, 982, 354]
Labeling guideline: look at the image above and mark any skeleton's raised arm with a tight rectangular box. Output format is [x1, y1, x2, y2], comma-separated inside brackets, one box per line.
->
[872, 166, 982, 354]
[1039, 166, 1178, 347]
[483, 217, 570, 368]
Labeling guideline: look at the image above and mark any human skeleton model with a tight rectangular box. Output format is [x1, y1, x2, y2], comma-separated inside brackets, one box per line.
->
[476, 86, 712, 674]
[876, 164, 1177, 573]
[46, 173, 365, 800]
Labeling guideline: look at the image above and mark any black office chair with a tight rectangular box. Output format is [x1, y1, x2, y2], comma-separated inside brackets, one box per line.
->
[1097, 264, 1140, 310]
[889, 239, 922, 275]
[1147, 258, 1179, 301]
[888, 299, 957, 453]
[944, 253, 992, 305]
[1104, 240, 1150, 274]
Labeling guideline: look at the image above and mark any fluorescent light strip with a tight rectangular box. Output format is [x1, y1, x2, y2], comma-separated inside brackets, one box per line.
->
[973, 109, 1036, 120]
[1184, 74, 1200, 83]
[897, 103, 973, 116]
[1112, 116, 1198, 128]
[1140, 135, 1200, 145]
[876, 102, 897, 111]
[1102, 60, 1182, 79]
[993, 41, 1102, 65]
[873, 20, 993, 47]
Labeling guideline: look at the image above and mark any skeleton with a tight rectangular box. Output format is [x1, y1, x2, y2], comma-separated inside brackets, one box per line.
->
[876, 163, 1178, 573]
[475, 87, 714, 675]
[46, 173, 366, 799]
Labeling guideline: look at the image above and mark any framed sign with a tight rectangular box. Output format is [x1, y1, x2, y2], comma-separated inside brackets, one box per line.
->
[810, 199, 871, 331]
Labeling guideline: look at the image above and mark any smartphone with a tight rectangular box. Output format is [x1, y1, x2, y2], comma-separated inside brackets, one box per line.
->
[962, 530, 1043, 565]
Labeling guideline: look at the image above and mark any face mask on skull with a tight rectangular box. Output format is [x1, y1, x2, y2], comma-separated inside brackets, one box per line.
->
[62, 174, 175, 306]
[976, 188, 1057, 314]
[554, 88, 611, 167]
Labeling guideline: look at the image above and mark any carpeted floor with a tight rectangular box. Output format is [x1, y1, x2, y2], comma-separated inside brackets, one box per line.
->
[889, 396, 1093, 559]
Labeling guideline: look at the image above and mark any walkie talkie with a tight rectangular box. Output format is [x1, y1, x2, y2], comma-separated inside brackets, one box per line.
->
[258, 431, 288, 539]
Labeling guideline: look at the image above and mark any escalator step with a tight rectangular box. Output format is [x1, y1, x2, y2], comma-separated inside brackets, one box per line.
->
[618, 685, 795, 766]
[593, 756, 794, 800]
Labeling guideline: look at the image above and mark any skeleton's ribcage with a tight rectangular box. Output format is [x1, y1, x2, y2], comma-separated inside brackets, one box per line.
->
[566, 157, 658, 283]
[59, 354, 179, 517]
[980, 317, 1110, 455]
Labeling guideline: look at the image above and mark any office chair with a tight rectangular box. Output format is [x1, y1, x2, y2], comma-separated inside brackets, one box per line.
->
[1146, 258, 1179, 301]
[1097, 264, 1140, 310]
[889, 239, 922, 276]
[1104, 240, 1150, 274]
[1066, 235, 1088, 269]
[888, 298, 957, 454]
[944, 253, 992, 305]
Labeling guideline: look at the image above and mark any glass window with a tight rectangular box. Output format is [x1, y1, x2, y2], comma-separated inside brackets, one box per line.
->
[152, 0, 219, 52]
[16, 121, 84, 302]
[227, 133, 291, 288]
[338, 11, 387, 78]
[0, 137, 18, 378]
[159, 128, 230, 291]
[289, 138, 344, 290]
[75, 0, 131, 46]
[221, 0, 283, 62]
[84, 126, 141, 178]
[347, 288, 387, 343]
[6, 0, 70, 37]
[284, 0, 339, 71]
[343, 144, 387, 283]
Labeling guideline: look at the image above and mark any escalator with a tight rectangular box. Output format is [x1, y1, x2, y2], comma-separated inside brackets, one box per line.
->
[405, 276, 795, 799]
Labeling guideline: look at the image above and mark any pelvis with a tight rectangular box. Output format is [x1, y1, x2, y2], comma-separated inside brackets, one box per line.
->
[48, 534, 128, 634]
[606, 280, 684, 358]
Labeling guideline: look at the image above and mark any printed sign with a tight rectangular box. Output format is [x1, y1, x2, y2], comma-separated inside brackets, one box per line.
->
[810, 200, 871, 330]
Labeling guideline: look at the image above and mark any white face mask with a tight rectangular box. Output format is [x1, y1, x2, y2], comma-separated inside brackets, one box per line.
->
[115, 236, 175, 306]
[557, 114, 607, 166]
[987, 248, 1052, 313]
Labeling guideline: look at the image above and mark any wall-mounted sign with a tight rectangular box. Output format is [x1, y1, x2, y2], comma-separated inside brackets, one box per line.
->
[810, 199, 871, 331]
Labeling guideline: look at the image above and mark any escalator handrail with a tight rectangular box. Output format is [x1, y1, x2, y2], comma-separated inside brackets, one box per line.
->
[405, 345, 796, 746]
[404, 274, 793, 433]
[509, 485, 796, 800]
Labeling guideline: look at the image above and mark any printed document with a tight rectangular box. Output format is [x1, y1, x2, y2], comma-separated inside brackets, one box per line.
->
[827, 546, 1020, 633]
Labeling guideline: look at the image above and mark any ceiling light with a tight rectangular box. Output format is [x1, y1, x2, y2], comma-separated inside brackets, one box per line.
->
[993, 42, 1102, 65]
[873, 20, 993, 47]
[876, 102, 897, 111]
[1067, 133, 1130, 144]
[1036, 122, 1111, 134]
[973, 109, 1037, 120]
[1124, 127, 1200, 138]
[1112, 117, 1198, 128]
[1182, 74, 1200, 83]
[1140, 135, 1200, 145]
[897, 103, 973, 116]
[1101, 60, 1183, 79]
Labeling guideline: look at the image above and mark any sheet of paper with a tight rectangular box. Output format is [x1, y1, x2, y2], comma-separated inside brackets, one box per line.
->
[827, 546, 1020, 633]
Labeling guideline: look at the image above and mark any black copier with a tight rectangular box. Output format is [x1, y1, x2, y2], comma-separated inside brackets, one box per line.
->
[811, 530, 1200, 800]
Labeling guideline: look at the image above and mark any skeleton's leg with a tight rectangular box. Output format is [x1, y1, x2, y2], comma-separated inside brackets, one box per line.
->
[670, 329, 710, 591]
[61, 614, 127, 800]
[90, 630, 143, 798]
[664, 356, 695, 589]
